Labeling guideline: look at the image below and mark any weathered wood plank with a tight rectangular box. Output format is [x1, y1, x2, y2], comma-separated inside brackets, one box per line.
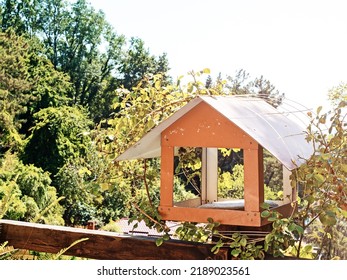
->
[0, 219, 228, 260]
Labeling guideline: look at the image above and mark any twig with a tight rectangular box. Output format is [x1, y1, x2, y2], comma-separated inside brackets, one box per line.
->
[132, 202, 170, 232]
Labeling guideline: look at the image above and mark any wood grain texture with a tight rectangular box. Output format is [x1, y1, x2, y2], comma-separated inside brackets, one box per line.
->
[0, 219, 228, 260]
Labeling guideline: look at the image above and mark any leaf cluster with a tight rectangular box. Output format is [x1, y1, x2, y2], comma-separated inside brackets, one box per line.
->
[261, 97, 347, 259]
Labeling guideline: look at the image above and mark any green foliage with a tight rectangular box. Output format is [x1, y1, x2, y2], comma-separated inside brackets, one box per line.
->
[100, 220, 121, 233]
[262, 97, 347, 259]
[0, 238, 89, 260]
[0, 29, 71, 155]
[328, 82, 347, 106]
[174, 147, 202, 195]
[218, 164, 244, 199]
[172, 218, 265, 260]
[0, 152, 64, 224]
[263, 149, 283, 192]
[174, 177, 197, 202]
[0, 0, 39, 35]
[98, 182, 132, 223]
[212, 232, 265, 260]
[20, 105, 106, 225]
[0, 0, 169, 122]
[55, 157, 102, 226]
[0, 30, 32, 154]
[174, 220, 217, 243]
[22, 106, 93, 176]
[0, 242, 17, 260]
[118, 37, 170, 90]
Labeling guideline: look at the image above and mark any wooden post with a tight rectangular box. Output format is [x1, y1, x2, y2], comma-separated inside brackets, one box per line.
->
[243, 144, 264, 212]
[160, 145, 174, 207]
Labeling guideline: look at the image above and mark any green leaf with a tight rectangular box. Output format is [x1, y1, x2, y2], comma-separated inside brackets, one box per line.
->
[211, 244, 220, 254]
[231, 248, 241, 257]
[319, 212, 337, 226]
[155, 80, 161, 90]
[202, 68, 210, 74]
[260, 202, 270, 210]
[313, 173, 325, 184]
[187, 83, 193, 93]
[265, 233, 273, 243]
[267, 216, 277, 222]
[305, 195, 315, 204]
[163, 234, 170, 241]
[155, 238, 164, 247]
[261, 210, 270, 218]
[240, 237, 247, 247]
[295, 225, 304, 234]
[303, 244, 313, 253]
[288, 223, 296, 232]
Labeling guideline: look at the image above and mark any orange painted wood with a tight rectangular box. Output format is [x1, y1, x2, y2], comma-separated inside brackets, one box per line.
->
[161, 102, 256, 149]
[243, 146, 264, 212]
[160, 145, 174, 207]
[159, 206, 262, 227]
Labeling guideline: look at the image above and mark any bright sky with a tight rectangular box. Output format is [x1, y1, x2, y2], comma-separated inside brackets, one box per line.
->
[89, 0, 347, 110]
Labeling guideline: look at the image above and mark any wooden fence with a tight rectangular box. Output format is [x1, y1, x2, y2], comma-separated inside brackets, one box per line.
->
[0, 219, 229, 260]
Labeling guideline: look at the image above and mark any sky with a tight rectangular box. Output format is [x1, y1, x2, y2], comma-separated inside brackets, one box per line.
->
[89, 0, 347, 110]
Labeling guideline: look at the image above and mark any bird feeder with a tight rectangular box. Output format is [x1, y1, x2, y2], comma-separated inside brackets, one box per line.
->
[117, 96, 312, 227]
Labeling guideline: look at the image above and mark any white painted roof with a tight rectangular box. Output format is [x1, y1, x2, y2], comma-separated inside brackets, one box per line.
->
[116, 96, 313, 170]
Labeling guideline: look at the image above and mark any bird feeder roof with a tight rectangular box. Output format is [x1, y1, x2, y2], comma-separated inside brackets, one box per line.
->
[116, 95, 313, 170]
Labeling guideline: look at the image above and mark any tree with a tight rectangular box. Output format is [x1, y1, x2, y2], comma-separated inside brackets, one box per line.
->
[0, 152, 64, 225]
[0, 30, 71, 155]
[21, 105, 109, 225]
[226, 69, 284, 107]
[22, 106, 93, 177]
[0, 0, 40, 35]
[0, 0, 171, 122]
[54, 0, 124, 107]
[117, 37, 170, 90]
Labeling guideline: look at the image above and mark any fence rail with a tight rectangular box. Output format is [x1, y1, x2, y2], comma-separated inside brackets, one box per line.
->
[0, 219, 228, 260]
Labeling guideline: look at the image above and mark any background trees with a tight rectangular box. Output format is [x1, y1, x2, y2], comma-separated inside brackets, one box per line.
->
[0, 0, 169, 122]
[0, 30, 71, 156]
[0, 0, 170, 226]
[0, 152, 64, 225]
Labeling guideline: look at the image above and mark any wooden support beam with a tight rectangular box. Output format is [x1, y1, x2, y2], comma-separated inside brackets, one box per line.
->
[159, 206, 262, 227]
[243, 145, 264, 212]
[0, 220, 228, 260]
[160, 145, 174, 207]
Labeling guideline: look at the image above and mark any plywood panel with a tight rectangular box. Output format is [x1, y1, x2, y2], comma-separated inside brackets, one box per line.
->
[160, 145, 174, 207]
[244, 146, 264, 212]
[159, 206, 262, 227]
[162, 102, 256, 149]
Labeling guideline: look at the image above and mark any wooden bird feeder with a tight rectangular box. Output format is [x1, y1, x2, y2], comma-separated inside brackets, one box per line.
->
[117, 96, 312, 227]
